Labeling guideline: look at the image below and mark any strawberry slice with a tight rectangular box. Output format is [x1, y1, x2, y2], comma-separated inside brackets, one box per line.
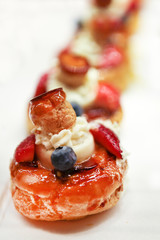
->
[127, 0, 140, 14]
[90, 124, 122, 159]
[14, 134, 35, 162]
[121, 0, 140, 23]
[94, 0, 112, 8]
[95, 83, 120, 112]
[59, 52, 90, 75]
[34, 73, 48, 97]
[98, 46, 124, 69]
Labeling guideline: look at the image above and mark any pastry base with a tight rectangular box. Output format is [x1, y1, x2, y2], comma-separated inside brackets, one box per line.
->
[11, 181, 123, 221]
[98, 54, 133, 92]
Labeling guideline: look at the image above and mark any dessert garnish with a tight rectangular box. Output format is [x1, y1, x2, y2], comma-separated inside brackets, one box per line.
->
[51, 146, 77, 172]
[90, 124, 122, 159]
[59, 51, 90, 75]
[29, 88, 76, 135]
[71, 102, 83, 116]
[97, 46, 124, 69]
[95, 83, 120, 112]
[53, 158, 97, 180]
[34, 73, 48, 97]
[121, 0, 140, 23]
[127, 0, 140, 14]
[76, 19, 84, 30]
[14, 134, 35, 163]
[57, 51, 90, 87]
[85, 107, 111, 121]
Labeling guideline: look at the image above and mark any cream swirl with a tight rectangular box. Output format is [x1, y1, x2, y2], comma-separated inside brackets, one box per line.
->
[47, 67, 99, 108]
[71, 31, 101, 66]
[34, 117, 95, 165]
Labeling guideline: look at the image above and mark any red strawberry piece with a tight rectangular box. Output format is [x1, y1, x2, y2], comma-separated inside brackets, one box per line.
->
[14, 134, 35, 162]
[59, 52, 90, 75]
[95, 83, 120, 112]
[85, 107, 110, 121]
[98, 46, 124, 69]
[94, 0, 112, 8]
[34, 73, 48, 97]
[120, 0, 140, 23]
[127, 0, 140, 14]
[90, 124, 122, 159]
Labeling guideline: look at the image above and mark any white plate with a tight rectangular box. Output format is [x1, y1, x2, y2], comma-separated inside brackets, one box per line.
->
[0, 0, 160, 239]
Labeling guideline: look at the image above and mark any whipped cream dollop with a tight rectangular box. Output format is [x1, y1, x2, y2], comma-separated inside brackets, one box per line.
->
[34, 116, 127, 174]
[35, 117, 95, 164]
[71, 31, 101, 66]
[47, 66, 99, 108]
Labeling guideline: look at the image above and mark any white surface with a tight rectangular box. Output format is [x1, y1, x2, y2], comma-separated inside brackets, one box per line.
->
[0, 0, 160, 239]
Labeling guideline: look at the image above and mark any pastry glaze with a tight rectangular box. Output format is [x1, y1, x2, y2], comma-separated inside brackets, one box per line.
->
[10, 144, 126, 220]
[29, 88, 76, 135]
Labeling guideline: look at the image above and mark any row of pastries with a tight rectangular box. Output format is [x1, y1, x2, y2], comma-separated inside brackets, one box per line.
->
[10, 0, 142, 221]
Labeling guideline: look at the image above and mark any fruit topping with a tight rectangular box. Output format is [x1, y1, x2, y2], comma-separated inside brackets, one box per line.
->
[59, 52, 90, 75]
[54, 158, 97, 180]
[14, 134, 35, 163]
[19, 159, 38, 168]
[121, 0, 140, 23]
[34, 73, 48, 97]
[76, 19, 84, 30]
[85, 107, 111, 121]
[71, 102, 83, 116]
[95, 83, 120, 112]
[127, 0, 139, 14]
[90, 124, 122, 159]
[74, 158, 97, 172]
[98, 46, 124, 69]
[51, 146, 77, 172]
[94, 0, 112, 8]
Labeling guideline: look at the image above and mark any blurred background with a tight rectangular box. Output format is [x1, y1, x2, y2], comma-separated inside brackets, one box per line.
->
[0, 0, 160, 239]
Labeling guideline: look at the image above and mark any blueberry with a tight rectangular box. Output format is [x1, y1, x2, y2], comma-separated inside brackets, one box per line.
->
[51, 146, 77, 172]
[71, 102, 83, 116]
[76, 20, 83, 30]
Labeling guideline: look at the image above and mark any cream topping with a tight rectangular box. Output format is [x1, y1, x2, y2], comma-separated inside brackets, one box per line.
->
[34, 117, 127, 174]
[71, 31, 101, 66]
[47, 66, 99, 108]
[34, 117, 95, 164]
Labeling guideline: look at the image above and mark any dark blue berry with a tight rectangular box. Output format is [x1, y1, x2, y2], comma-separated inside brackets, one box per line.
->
[76, 20, 83, 30]
[71, 102, 83, 116]
[51, 146, 77, 172]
